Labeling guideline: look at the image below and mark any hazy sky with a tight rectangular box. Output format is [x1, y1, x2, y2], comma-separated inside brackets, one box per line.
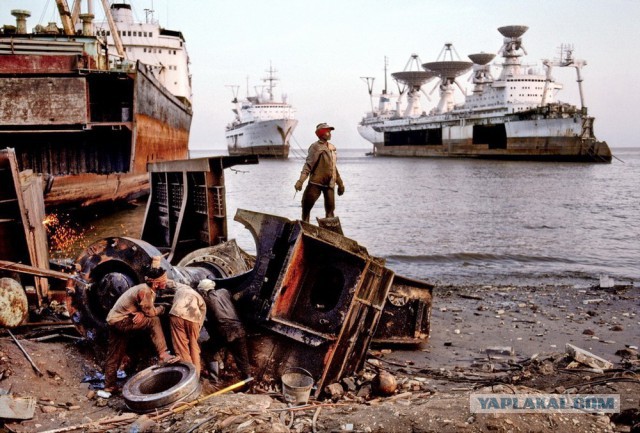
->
[3, 0, 639, 150]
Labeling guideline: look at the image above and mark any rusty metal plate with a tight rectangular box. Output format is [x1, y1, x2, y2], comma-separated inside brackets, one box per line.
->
[0, 77, 87, 125]
[0, 277, 28, 328]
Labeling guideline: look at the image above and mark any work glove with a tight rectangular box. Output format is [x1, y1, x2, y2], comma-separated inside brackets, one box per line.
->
[337, 185, 345, 196]
[294, 180, 303, 191]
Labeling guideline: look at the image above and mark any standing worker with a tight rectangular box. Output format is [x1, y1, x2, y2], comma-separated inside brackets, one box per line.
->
[294, 122, 345, 223]
[197, 279, 252, 382]
[168, 281, 206, 376]
[103, 256, 179, 395]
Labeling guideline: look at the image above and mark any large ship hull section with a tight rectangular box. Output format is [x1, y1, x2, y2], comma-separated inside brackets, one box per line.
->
[226, 119, 297, 159]
[369, 114, 611, 163]
[0, 60, 191, 208]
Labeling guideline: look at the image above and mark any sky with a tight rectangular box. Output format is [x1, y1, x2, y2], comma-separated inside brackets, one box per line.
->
[2, 0, 639, 150]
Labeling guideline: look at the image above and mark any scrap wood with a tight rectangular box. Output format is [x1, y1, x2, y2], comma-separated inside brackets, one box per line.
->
[0, 260, 71, 281]
[12, 322, 73, 329]
[29, 333, 83, 342]
[37, 412, 138, 433]
[269, 402, 351, 412]
[150, 377, 254, 421]
[457, 293, 483, 300]
[566, 343, 614, 370]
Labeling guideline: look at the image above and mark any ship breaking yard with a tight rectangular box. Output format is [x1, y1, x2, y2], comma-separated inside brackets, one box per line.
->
[0, 3, 638, 433]
[0, 150, 637, 433]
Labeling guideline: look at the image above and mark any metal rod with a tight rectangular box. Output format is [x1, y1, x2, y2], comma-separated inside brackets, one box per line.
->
[7, 329, 44, 376]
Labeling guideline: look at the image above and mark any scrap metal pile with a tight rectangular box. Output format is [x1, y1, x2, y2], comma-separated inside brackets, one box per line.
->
[2, 155, 433, 398]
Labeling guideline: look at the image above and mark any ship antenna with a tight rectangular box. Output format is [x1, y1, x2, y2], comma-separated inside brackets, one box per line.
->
[383, 56, 388, 95]
[144, 8, 153, 24]
[360, 77, 376, 113]
[263, 62, 278, 102]
[225, 85, 239, 103]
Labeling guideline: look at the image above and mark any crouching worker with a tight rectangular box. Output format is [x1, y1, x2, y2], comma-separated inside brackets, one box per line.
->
[103, 256, 179, 394]
[197, 279, 252, 381]
[168, 281, 206, 376]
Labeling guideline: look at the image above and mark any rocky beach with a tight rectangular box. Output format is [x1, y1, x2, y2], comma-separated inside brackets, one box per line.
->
[1, 283, 638, 433]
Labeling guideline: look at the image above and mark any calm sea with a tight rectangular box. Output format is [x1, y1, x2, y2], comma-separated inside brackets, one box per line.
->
[75, 147, 640, 288]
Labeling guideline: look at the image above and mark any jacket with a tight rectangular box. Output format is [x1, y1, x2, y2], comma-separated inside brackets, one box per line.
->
[298, 140, 344, 188]
[169, 283, 206, 326]
[106, 283, 164, 325]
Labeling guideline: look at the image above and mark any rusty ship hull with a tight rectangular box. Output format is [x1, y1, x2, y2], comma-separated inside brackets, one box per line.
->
[0, 5, 192, 209]
[0, 50, 191, 208]
[369, 107, 611, 162]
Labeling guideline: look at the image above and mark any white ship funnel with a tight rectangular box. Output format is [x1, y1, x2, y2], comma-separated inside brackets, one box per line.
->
[110, 3, 135, 24]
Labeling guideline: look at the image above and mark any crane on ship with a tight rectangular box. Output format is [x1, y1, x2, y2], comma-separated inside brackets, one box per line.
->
[542, 44, 587, 109]
[53, 0, 126, 58]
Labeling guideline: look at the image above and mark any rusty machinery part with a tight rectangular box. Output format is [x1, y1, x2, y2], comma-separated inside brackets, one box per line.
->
[0, 277, 29, 328]
[373, 370, 398, 396]
[123, 362, 201, 413]
[176, 240, 252, 279]
[67, 237, 218, 340]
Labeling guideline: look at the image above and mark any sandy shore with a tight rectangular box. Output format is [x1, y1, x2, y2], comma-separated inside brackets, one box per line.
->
[0, 283, 637, 432]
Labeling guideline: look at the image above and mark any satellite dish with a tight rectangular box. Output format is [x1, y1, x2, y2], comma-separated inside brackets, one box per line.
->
[497, 25, 529, 38]
[422, 61, 473, 79]
[468, 53, 496, 65]
[391, 71, 437, 88]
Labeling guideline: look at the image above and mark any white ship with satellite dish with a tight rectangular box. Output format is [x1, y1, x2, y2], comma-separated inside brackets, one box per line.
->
[358, 25, 612, 162]
[225, 65, 298, 159]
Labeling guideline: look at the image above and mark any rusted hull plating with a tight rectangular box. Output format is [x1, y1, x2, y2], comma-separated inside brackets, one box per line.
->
[229, 210, 430, 395]
[0, 53, 191, 208]
[227, 144, 290, 159]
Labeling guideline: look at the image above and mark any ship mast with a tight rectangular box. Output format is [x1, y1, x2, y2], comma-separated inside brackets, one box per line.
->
[360, 76, 376, 113]
[542, 44, 587, 110]
[262, 63, 279, 103]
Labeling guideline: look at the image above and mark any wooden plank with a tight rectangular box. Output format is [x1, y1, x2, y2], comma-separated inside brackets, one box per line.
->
[1, 149, 50, 302]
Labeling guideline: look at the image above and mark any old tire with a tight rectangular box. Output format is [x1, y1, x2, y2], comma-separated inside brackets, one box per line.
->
[122, 362, 201, 413]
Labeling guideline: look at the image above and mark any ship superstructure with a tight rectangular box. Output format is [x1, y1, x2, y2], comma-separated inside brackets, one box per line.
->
[0, 1, 193, 208]
[92, 3, 192, 107]
[358, 25, 611, 162]
[225, 65, 298, 159]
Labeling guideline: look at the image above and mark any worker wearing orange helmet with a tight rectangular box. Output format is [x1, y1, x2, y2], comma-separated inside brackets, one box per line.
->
[294, 123, 345, 223]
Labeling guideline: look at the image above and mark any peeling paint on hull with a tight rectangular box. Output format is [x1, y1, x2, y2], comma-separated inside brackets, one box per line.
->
[0, 49, 191, 208]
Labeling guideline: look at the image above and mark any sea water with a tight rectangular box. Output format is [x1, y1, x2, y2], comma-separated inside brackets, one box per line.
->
[81, 147, 640, 288]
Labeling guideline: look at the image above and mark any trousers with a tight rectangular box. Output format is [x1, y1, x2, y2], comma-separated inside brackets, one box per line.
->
[301, 184, 335, 223]
[170, 316, 202, 374]
[104, 315, 168, 389]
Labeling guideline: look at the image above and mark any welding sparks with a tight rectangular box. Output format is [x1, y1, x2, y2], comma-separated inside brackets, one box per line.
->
[44, 213, 89, 258]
